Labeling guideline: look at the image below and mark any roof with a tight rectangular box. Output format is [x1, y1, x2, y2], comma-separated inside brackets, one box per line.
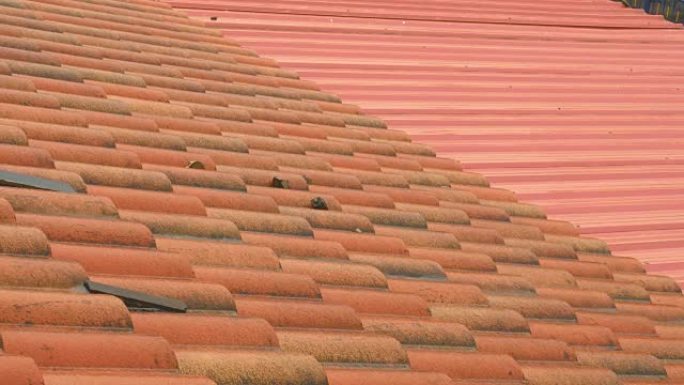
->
[0, 0, 684, 385]
[170, 0, 684, 279]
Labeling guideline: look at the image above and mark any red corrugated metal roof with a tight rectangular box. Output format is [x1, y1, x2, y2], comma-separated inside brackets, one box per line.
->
[168, 0, 684, 279]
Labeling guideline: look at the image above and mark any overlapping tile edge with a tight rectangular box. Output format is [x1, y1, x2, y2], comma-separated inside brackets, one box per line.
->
[0, 0, 683, 384]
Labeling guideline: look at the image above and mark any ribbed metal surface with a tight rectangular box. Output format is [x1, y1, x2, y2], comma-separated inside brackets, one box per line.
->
[166, 0, 684, 278]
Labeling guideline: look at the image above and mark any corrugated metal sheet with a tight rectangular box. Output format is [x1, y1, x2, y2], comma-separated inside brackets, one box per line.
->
[167, 0, 684, 278]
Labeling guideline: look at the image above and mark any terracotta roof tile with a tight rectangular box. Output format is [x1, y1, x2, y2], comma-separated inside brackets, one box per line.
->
[0, 289, 130, 328]
[578, 253, 646, 274]
[616, 303, 684, 322]
[576, 278, 650, 301]
[92, 275, 235, 311]
[208, 208, 312, 236]
[10, 120, 114, 147]
[56, 162, 173, 191]
[613, 273, 681, 293]
[0, 89, 61, 109]
[430, 305, 529, 332]
[428, 222, 504, 244]
[119, 210, 239, 240]
[33, 140, 141, 167]
[575, 351, 666, 376]
[196, 148, 277, 169]
[0, 255, 84, 289]
[277, 329, 407, 364]
[310, 152, 381, 171]
[413, 185, 479, 204]
[321, 287, 430, 316]
[175, 185, 277, 212]
[447, 271, 534, 294]
[175, 350, 327, 385]
[521, 366, 620, 385]
[536, 287, 614, 309]
[131, 312, 278, 347]
[366, 185, 440, 205]
[349, 253, 445, 279]
[326, 368, 454, 385]
[50, 242, 195, 278]
[504, 238, 577, 259]
[529, 322, 617, 347]
[407, 350, 525, 381]
[375, 226, 460, 249]
[440, 201, 509, 221]
[409, 247, 496, 272]
[0, 124, 28, 146]
[315, 229, 407, 255]
[279, 206, 374, 233]
[618, 337, 684, 360]
[0, 186, 118, 217]
[236, 296, 362, 329]
[309, 185, 395, 208]
[88, 185, 207, 215]
[388, 279, 487, 306]
[102, 127, 187, 151]
[154, 236, 279, 270]
[396, 203, 470, 225]
[497, 264, 576, 287]
[281, 258, 387, 288]
[345, 205, 427, 229]
[1, 330, 176, 369]
[576, 311, 656, 335]
[476, 335, 575, 361]
[0, 355, 43, 385]
[0, 144, 54, 168]
[538, 258, 612, 279]
[242, 231, 349, 260]
[335, 167, 409, 188]
[17, 213, 155, 247]
[281, 166, 363, 189]
[194, 265, 320, 298]
[0, 198, 16, 223]
[488, 294, 576, 320]
[460, 243, 538, 264]
[361, 316, 474, 348]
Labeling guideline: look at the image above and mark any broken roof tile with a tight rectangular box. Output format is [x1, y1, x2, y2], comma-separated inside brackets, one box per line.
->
[92, 275, 235, 311]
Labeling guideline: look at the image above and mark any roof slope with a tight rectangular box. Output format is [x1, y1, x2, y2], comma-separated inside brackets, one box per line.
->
[168, 0, 684, 279]
[0, 0, 684, 385]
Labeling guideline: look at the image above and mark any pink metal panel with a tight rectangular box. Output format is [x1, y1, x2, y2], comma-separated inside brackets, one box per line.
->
[166, 0, 684, 281]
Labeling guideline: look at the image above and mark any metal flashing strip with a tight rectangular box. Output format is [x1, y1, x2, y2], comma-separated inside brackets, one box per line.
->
[0, 170, 76, 193]
[85, 280, 188, 313]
